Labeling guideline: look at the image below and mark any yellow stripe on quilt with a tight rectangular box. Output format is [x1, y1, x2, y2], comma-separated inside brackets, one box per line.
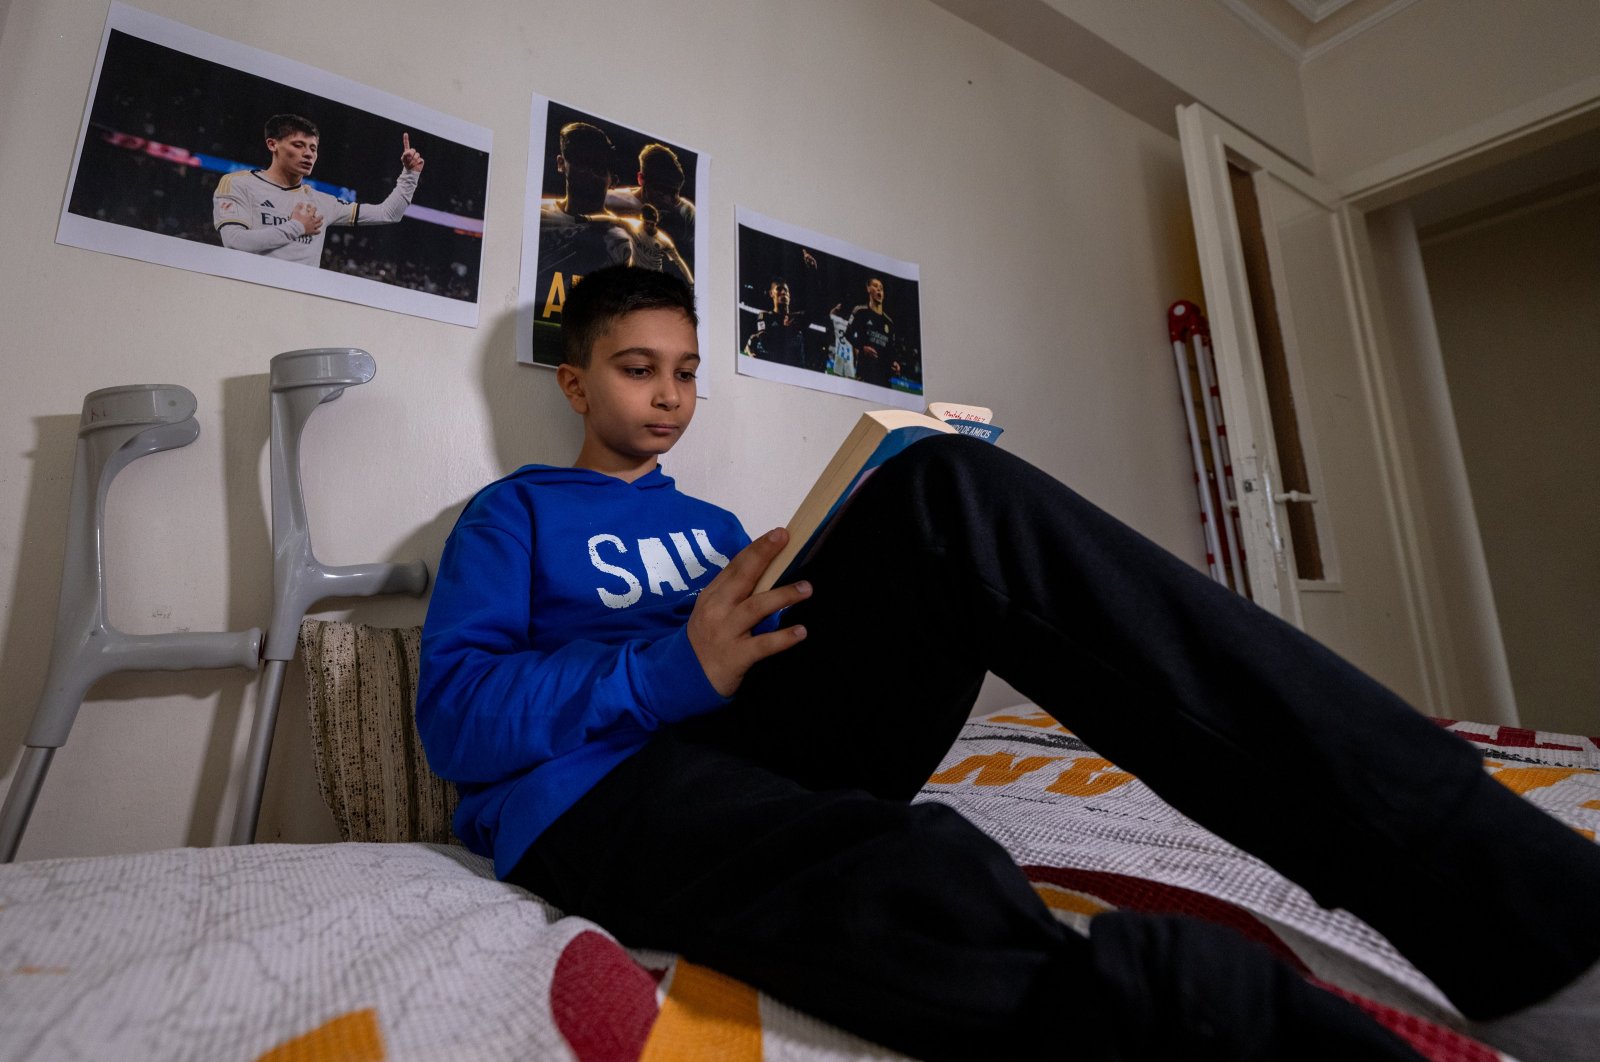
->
[1032, 883, 1112, 917]
[639, 960, 762, 1062]
[254, 1008, 384, 1062]
[929, 752, 1064, 786]
[988, 711, 1069, 732]
[1582, 800, 1600, 811]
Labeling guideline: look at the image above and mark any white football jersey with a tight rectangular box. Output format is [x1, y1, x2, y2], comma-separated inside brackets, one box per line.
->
[213, 169, 416, 266]
[213, 169, 356, 265]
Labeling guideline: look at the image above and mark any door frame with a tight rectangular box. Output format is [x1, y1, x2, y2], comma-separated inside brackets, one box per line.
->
[1332, 77, 1600, 724]
[1179, 101, 1449, 709]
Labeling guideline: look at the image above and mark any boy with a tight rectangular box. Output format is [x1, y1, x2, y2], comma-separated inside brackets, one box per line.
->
[419, 266, 1600, 1060]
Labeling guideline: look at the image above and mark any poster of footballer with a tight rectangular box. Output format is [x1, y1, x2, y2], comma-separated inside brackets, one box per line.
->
[735, 207, 924, 411]
[515, 96, 709, 390]
[57, 4, 491, 327]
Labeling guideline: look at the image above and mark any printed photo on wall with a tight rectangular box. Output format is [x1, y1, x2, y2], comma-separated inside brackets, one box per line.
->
[516, 96, 709, 392]
[736, 207, 924, 410]
[57, 3, 491, 327]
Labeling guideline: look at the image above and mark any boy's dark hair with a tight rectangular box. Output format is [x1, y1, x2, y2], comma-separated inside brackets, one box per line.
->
[562, 266, 698, 368]
[265, 114, 319, 141]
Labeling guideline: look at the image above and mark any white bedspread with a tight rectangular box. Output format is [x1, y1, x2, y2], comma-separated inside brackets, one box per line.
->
[5, 709, 1595, 1061]
[0, 841, 892, 1061]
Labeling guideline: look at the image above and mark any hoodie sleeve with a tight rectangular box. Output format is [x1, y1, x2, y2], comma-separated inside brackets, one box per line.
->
[415, 508, 729, 786]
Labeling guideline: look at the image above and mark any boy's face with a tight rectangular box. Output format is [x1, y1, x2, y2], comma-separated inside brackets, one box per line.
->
[559, 307, 700, 477]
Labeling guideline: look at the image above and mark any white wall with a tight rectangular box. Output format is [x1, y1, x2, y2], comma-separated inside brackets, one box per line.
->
[1303, 0, 1600, 182]
[0, 0, 1206, 860]
[1419, 184, 1600, 737]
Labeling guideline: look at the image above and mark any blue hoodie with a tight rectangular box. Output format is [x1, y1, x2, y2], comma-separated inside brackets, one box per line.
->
[417, 464, 751, 877]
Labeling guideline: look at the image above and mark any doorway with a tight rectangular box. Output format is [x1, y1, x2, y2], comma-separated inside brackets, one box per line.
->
[1357, 121, 1600, 733]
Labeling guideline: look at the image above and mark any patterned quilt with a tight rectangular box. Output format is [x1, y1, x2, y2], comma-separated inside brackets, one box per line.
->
[2, 709, 1596, 1061]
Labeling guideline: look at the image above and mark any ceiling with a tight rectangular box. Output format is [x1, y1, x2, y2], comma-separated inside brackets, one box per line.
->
[1217, 0, 1600, 225]
[930, 0, 1598, 224]
[1213, 0, 1420, 61]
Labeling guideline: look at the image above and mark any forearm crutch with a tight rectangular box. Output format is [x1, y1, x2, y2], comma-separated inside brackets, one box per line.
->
[228, 349, 428, 845]
[0, 386, 262, 863]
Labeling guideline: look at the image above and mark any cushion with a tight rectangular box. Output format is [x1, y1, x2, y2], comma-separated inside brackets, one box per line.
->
[298, 619, 458, 844]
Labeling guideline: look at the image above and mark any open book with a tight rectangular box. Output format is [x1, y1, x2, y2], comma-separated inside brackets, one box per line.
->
[755, 403, 1004, 592]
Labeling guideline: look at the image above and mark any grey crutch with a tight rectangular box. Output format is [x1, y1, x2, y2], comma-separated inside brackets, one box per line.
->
[0, 385, 262, 863]
[228, 349, 428, 845]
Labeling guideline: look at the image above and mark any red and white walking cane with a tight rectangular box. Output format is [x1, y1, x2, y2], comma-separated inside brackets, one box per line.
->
[1191, 311, 1248, 596]
[1168, 301, 1247, 595]
[1169, 301, 1225, 585]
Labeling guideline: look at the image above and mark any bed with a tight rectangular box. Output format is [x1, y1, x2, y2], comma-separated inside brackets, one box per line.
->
[2, 620, 1596, 1061]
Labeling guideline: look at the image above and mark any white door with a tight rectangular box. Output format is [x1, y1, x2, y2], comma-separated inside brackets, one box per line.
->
[1177, 103, 1433, 707]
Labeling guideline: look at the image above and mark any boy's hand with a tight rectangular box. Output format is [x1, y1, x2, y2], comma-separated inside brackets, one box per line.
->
[687, 528, 811, 698]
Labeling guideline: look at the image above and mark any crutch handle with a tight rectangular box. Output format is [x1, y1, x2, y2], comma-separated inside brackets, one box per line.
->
[261, 559, 429, 660]
[24, 628, 263, 748]
[320, 559, 430, 599]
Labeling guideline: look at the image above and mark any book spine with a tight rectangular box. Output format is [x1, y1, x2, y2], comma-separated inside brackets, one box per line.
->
[779, 425, 947, 583]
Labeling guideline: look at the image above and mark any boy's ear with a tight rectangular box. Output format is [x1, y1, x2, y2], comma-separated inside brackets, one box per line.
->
[556, 363, 589, 414]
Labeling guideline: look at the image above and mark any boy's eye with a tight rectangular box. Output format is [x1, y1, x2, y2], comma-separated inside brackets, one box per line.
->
[622, 366, 650, 378]
[676, 370, 697, 382]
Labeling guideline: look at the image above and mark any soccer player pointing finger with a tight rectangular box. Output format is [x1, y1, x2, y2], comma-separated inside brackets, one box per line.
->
[400, 132, 425, 174]
[212, 114, 423, 266]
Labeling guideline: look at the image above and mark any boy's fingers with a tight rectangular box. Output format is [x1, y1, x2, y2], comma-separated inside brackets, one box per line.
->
[714, 528, 789, 592]
[743, 625, 807, 665]
[746, 527, 789, 562]
[403, 133, 411, 151]
[740, 580, 810, 625]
